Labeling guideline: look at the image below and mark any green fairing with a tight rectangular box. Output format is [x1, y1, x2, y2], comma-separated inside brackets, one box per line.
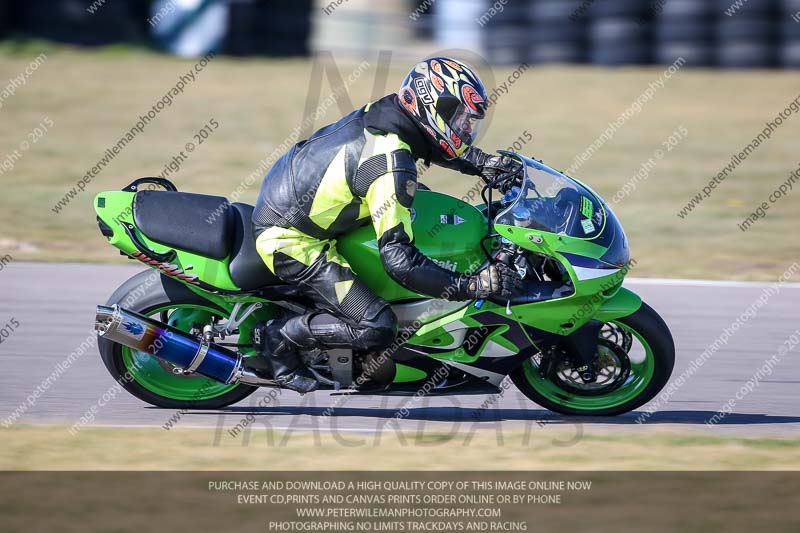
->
[337, 190, 488, 301]
[492, 220, 639, 335]
[416, 311, 523, 364]
[96, 190, 487, 301]
[94, 191, 281, 352]
[594, 288, 643, 322]
[94, 185, 638, 378]
[95, 192, 240, 291]
[490, 168, 636, 336]
[94, 152, 673, 416]
[394, 364, 428, 383]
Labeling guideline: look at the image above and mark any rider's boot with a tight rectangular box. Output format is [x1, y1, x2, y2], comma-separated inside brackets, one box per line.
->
[260, 318, 318, 394]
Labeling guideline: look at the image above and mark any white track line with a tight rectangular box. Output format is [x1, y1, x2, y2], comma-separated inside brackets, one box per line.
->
[625, 277, 800, 289]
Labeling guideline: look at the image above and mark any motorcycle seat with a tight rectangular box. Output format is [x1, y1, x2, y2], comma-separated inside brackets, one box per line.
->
[132, 191, 282, 290]
[134, 190, 232, 259]
[228, 202, 282, 290]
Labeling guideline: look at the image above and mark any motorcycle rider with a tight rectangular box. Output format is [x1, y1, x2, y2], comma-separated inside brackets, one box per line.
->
[253, 57, 524, 393]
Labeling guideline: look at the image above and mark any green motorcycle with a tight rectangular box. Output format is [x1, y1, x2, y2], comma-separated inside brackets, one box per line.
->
[93, 152, 674, 416]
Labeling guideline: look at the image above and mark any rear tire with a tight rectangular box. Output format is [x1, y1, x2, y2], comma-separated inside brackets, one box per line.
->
[511, 302, 675, 416]
[98, 270, 257, 409]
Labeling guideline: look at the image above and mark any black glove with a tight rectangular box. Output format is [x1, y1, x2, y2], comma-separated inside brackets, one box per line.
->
[463, 147, 523, 186]
[466, 262, 524, 300]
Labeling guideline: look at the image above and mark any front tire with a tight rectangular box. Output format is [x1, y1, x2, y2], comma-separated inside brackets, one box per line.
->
[98, 270, 257, 409]
[511, 302, 675, 416]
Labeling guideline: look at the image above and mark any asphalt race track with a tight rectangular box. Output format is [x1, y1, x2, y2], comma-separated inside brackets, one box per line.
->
[1, 261, 798, 437]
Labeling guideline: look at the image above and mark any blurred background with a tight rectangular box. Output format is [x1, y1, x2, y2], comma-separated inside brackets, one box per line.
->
[2, 1, 800, 478]
[0, 0, 799, 280]
[1, 0, 800, 68]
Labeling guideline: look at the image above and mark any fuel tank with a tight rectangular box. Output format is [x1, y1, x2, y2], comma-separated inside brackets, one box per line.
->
[337, 190, 488, 301]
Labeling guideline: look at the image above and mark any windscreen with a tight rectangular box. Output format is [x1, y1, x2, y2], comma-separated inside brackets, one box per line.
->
[495, 156, 604, 239]
[493, 153, 630, 268]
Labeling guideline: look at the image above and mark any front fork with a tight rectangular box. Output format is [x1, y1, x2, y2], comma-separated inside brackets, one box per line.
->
[533, 287, 643, 383]
[557, 320, 604, 383]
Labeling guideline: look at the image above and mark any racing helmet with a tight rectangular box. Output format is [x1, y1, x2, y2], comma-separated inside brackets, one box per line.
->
[397, 57, 488, 159]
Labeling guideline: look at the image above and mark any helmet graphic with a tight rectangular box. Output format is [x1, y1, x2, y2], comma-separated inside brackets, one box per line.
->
[397, 57, 487, 159]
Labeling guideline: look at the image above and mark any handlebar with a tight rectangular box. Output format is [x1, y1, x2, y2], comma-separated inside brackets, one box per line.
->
[493, 241, 517, 266]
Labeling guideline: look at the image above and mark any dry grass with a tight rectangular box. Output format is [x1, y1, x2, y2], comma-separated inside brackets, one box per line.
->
[2, 425, 799, 470]
[1, 44, 799, 279]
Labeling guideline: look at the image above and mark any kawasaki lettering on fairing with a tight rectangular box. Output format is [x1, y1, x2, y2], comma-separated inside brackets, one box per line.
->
[432, 258, 459, 272]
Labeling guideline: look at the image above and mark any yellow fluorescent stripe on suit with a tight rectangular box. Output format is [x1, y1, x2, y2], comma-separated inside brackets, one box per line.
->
[356, 132, 412, 222]
[360, 131, 406, 165]
[361, 132, 415, 241]
[308, 146, 351, 230]
[256, 129, 413, 276]
[255, 226, 328, 273]
[366, 171, 414, 242]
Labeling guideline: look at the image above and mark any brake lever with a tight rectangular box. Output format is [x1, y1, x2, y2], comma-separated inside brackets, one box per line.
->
[514, 254, 528, 279]
[491, 170, 522, 194]
[492, 242, 522, 317]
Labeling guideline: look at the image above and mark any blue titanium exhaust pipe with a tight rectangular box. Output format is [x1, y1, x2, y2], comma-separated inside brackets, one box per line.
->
[95, 304, 274, 386]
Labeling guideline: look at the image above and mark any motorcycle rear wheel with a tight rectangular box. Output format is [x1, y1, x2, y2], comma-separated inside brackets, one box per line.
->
[98, 271, 257, 409]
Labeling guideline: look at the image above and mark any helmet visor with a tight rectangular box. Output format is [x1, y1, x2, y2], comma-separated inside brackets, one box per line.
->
[450, 104, 484, 146]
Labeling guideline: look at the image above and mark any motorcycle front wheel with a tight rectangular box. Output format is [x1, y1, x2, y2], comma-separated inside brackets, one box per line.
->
[511, 302, 675, 416]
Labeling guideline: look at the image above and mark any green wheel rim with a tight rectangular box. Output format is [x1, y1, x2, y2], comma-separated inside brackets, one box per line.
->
[120, 304, 239, 401]
[522, 321, 656, 411]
